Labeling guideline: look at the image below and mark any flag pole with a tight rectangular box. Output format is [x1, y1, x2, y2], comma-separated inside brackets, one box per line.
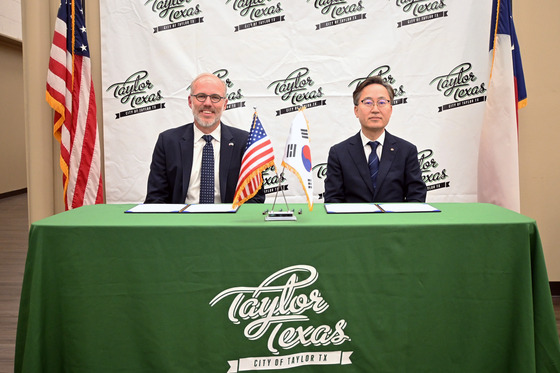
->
[266, 167, 296, 222]
[266, 180, 296, 220]
[270, 166, 291, 213]
[279, 168, 292, 210]
[270, 173, 280, 211]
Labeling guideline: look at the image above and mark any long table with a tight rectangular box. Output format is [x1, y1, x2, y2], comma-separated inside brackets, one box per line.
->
[15, 203, 560, 372]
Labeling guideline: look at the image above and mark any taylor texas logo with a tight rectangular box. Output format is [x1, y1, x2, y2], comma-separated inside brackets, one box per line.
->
[312, 163, 327, 200]
[210, 265, 353, 372]
[395, 0, 448, 28]
[268, 68, 326, 116]
[418, 148, 450, 191]
[349, 66, 408, 106]
[262, 165, 288, 195]
[212, 69, 246, 111]
[144, 0, 203, 33]
[225, 0, 285, 32]
[305, 0, 366, 30]
[430, 62, 487, 112]
[106, 70, 165, 119]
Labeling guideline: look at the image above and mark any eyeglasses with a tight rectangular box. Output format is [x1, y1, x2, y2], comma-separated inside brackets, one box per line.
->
[360, 98, 391, 108]
[191, 93, 225, 103]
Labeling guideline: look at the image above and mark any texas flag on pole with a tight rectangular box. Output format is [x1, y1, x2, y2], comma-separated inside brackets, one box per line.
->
[477, 0, 526, 212]
[281, 108, 313, 211]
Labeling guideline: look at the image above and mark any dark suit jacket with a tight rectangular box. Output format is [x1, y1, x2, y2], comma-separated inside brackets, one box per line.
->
[324, 131, 426, 203]
[145, 122, 265, 204]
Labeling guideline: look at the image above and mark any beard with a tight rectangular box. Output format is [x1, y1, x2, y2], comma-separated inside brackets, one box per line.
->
[193, 106, 222, 128]
[194, 114, 219, 128]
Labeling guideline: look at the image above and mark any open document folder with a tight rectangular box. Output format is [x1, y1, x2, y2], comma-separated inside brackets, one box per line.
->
[125, 204, 239, 213]
[324, 203, 441, 214]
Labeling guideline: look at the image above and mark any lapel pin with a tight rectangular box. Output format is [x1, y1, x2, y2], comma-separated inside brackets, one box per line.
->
[229, 142, 234, 146]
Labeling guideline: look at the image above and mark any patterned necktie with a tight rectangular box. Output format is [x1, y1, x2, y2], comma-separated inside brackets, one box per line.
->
[368, 141, 380, 192]
[199, 135, 214, 204]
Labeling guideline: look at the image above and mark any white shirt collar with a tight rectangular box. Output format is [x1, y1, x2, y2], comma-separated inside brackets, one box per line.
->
[360, 130, 385, 147]
[193, 122, 221, 143]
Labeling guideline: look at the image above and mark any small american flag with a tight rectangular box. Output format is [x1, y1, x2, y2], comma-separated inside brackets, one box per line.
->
[46, 0, 103, 210]
[232, 112, 275, 208]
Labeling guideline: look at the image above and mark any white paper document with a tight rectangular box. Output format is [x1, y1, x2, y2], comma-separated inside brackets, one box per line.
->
[125, 204, 187, 213]
[324, 203, 440, 214]
[324, 204, 383, 214]
[377, 203, 441, 213]
[125, 203, 239, 213]
[183, 204, 238, 213]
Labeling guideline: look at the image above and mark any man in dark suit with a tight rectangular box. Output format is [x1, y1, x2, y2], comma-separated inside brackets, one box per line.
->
[324, 76, 426, 203]
[145, 73, 265, 204]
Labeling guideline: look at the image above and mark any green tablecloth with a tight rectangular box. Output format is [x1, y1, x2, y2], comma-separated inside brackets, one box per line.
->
[15, 203, 560, 372]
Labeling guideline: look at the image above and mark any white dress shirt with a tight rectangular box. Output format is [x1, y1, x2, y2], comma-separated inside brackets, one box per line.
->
[185, 124, 222, 203]
[361, 130, 385, 162]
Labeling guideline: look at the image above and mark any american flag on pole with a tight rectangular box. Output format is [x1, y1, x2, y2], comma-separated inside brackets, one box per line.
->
[232, 112, 275, 208]
[477, 0, 526, 212]
[46, 0, 103, 210]
[281, 108, 313, 211]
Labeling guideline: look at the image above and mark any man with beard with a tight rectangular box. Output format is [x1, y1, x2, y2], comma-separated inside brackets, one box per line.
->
[145, 73, 265, 204]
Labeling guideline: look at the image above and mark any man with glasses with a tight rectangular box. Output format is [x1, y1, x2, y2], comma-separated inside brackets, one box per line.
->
[324, 76, 426, 203]
[145, 73, 265, 204]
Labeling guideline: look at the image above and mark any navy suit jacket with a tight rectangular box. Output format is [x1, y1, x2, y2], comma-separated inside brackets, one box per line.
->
[145, 122, 265, 204]
[324, 131, 426, 203]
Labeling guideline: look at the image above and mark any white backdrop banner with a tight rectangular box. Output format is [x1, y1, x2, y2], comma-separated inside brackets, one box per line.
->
[100, 1, 493, 204]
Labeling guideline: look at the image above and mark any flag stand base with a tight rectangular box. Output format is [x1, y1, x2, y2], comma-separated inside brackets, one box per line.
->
[265, 210, 297, 221]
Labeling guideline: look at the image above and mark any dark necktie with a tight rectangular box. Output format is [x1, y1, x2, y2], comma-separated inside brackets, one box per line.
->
[368, 141, 380, 192]
[199, 135, 214, 204]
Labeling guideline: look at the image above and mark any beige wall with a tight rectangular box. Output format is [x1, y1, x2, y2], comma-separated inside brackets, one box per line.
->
[20, 1, 560, 278]
[515, 0, 560, 279]
[0, 0, 22, 41]
[21, 0, 63, 218]
[0, 36, 26, 194]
